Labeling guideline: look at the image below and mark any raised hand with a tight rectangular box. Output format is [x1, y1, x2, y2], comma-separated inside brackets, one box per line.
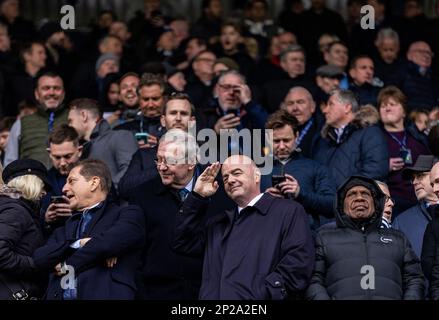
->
[193, 162, 221, 198]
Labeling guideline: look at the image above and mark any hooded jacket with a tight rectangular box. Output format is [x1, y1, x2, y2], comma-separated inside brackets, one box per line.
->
[306, 176, 425, 300]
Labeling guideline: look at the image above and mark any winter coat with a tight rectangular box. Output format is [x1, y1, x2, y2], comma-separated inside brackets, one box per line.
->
[306, 176, 425, 300]
[0, 187, 45, 299]
[313, 121, 389, 188]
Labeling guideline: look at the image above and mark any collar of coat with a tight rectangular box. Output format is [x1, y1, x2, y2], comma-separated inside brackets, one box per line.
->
[223, 193, 274, 224]
[90, 119, 111, 140]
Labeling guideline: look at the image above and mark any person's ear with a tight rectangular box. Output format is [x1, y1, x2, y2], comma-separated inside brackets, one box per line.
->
[160, 114, 166, 127]
[90, 176, 100, 192]
[77, 145, 83, 158]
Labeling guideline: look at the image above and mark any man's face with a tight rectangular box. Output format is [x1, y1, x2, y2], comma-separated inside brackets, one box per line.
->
[216, 73, 244, 110]
[408, 42, 433, 69]
[62, 166, 96, 211]
[379, 97, 405, 126]
[379, 183, 394, 223]
[349, 58, 374, 86]
[67, 109, 86, 139]
[412, 171, 434, 201]
[280, 51, 305, 78]
[101, 37, 123, 57]
[431, 164, 439, 197]
[157, 30, 176, 51]
[26, 43, 47, 69]
[161, 99, 194, 130]
[48, 141, 82, 176]
[156, 142, 195, 188]
[377, 38, 399, 64]
[278, 32, 297, 52]
[35, 76, 65, 110]
[316, 76, 340, 94]
[119, 75, 139, 108]
[192, 51, 216, 77]
[325, 44, 348, 69]
[282, 89, 315, 125]
[249, 1, 267, 22]
[221, 26, 241, 52]
[185, 39, 206, 61]
[0, 0, 19, 20]
[109, 22, 130, 43]
[139, 84, 164, 118]
[323, 94, 349, 127]
[0, 130, 9, 150]
[343, 185, 375, 220]
[207, 0, 222, 18]
[273, 125, 296, 160]
[221, 158, 260, 204]
[96, 59, 119, 79]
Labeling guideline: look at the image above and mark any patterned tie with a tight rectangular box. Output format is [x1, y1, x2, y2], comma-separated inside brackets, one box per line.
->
[48, 112, 55, 132]
[179, 188, 190, 202]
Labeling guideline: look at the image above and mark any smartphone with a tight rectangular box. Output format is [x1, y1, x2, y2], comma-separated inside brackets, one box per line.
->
[135, 132, 150, 144]
[271, 175, 286, 188]
[51, 196, 68, 204]
[226, 109, 239, 116]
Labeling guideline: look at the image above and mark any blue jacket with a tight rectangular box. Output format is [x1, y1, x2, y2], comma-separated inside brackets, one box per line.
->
[393, 202, 433, 259]
[313, 122, 389, 188]
[33, 200, 145, 300]
[173, 192, 315, 300]
[260, 153, 335, 228]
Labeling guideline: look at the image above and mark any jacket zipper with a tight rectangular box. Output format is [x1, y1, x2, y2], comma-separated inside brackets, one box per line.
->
[362, 227, 372, 300]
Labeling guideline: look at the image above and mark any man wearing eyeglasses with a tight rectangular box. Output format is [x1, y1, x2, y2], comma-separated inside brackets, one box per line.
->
[393, 155, 439, 259]
[128, 129, 234, 299]
[400, 41, 439, 111]
[197, 70, 267, 134]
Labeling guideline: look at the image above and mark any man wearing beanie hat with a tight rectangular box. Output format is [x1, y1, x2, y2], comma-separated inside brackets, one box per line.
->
[393, 155, 439, 258]
[306, 175, 424, 300]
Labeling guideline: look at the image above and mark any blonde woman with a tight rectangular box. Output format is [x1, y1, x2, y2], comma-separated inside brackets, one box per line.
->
[0, 159, 51, 300]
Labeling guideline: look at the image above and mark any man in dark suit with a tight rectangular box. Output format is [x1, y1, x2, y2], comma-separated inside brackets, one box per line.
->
[173, 155, 315, 300]
[129, 129, 234, 300]
[33, 159, 145, 300]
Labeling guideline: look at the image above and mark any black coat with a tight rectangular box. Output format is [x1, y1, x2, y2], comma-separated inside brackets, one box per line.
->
[173, 192, 315, 300]
[0, 194, 45, 299]
[33, 200, 145, 300]
[421, 205, 439, 281]
[306, 177, 425, 300]
[129, 170, 234, 300]
[118, 147, 158, 199]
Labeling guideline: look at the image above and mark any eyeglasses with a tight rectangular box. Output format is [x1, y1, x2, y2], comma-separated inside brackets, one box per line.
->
[218, 84, 240, 92]
[384, 195, 396, 205]
[412, 49, 435, 58]
[154, 157, 187, 167]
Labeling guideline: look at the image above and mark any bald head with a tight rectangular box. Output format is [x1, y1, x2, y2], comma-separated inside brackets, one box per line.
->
[222, 155, 261, 207]
[431, 162, 439, 197]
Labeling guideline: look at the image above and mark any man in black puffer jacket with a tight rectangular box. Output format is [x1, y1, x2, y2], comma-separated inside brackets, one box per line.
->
[306, 175, 425, 300]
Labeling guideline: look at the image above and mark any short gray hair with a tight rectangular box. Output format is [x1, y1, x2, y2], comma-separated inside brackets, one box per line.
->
[280, 44, 306, 62]
[330, 89, 360, 113]
[376, 28, 400, 46]
[217, 69, 246, 85]
[158, 129, 199, 164]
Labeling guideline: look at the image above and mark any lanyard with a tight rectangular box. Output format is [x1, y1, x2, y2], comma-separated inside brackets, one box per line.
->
[296, 118, 313, 147]
[388, 131, 408, 149]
